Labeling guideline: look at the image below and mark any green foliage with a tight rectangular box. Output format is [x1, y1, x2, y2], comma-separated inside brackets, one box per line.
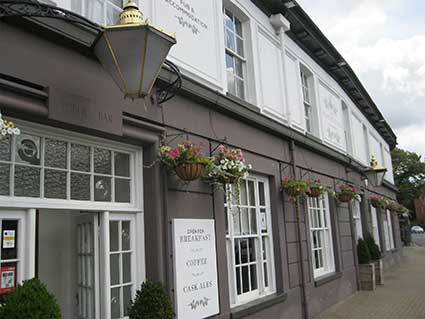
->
[357, 238, 371, 264]
[392, 147, 425, 216]
[365, 234, 381, 260]
[129, 281, 174, 319]
[0, 278, 61, 319]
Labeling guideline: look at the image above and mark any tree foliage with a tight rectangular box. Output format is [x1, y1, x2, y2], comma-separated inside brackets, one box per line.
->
[391, 147, 425, 213]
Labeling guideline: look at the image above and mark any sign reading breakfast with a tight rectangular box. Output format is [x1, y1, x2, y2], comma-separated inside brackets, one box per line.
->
[172, 219, 220, 319]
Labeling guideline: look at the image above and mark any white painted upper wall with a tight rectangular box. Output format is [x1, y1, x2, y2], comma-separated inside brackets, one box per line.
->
[51, 0, 395, 183]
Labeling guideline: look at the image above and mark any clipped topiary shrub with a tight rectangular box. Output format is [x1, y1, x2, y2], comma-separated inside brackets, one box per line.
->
[128, 281, 174, 319]
[0, 278, 61, 319]
[357, 238, 371, 264]
[365, 234, 382, 260]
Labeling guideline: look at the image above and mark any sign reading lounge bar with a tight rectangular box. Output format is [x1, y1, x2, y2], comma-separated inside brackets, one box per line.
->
[172, 219, 219, 319]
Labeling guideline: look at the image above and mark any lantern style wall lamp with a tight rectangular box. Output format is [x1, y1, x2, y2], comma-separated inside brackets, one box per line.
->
[93, 1, 177, 99]
[0, 0, 180, 102]
[363, 156, 387, 187]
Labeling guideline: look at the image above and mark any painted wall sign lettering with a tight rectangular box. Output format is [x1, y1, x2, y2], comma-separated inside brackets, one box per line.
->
[48, 87, 122, 135]
[172, 219, 220, 319]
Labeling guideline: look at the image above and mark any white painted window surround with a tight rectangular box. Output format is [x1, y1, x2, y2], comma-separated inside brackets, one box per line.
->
[307, 194, 335, 279]
[383, 210, 395, 251]
[370, 206, 380, 248]
[352, 200, 363, 240]
[225, 175, 276, 307]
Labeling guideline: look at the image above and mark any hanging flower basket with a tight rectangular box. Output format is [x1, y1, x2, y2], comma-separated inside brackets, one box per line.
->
[306, 180, 330, 198]
[369, 196, 388, 209]
[307, 187, 322, 198]
[336, 184, 359, 203]
[175, 162, 205, 181]
[281, 177, 309, 201]
[158, 142, 211, 182]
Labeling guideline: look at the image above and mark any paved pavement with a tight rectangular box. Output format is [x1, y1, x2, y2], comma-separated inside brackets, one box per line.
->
[316, 246, 425, 319]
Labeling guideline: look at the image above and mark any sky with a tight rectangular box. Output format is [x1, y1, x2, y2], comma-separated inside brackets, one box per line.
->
[296, 0, 425, 157]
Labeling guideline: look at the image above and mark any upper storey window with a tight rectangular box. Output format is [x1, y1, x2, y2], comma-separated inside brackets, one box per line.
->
[224, 9, 246, 100]
[300, 69, 312, 133]
[72, 0, 126, 26]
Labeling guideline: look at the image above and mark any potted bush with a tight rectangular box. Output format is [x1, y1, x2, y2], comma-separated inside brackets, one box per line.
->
[365, 234, 383, 285]
[159, 142, 212, 181]
[203, 145, 251, 201]
[336, 184, 359, 203]
[357, 238, 376, 291]
[281, 177, 309, 200]
[0, 278, 61, 319]
[128, 281, 174, 319]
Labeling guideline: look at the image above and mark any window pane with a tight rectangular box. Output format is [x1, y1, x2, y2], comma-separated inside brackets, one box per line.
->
[226, 30, 236, 51]
[44, 169, 67, 199]
[240, 240, 248, 264]
[0, 163, 10, 196]
[94, 176, 111, 202]
[45, 138, 67, 169]
[250, 208, 257, 234]
[71, 173, 90, 200]
[259, 182, 265, 206]
[234, 240, 241, 265]
[122, 221, 131, 251]
[0, 135, 11, 161]
[14, 165, 40, 197]
[264, 263, 268, 287]
[235, 58, 244, 78]
[71, 144, 91, 172]
[110, 254, 120, 285]
[248, 238, 256, 262]
[250, 264, 257, 290]
[236, 37, 244, 57]
[224, 10, 234, 31]
[115, 179, 131, 203]
[232, 208, 241, 235]
[227, 73, 236, 96]
[115, 153, 130, 177]
[94, 148, 112, 175]
[123, 285, 132, 317]
[122, 253, 131, 283]
[235, 18, 243, 37]
[236, 78, 245, 100]
[110, 287, 121, 319]
[240, 181, 247, 205]
[242, 266, 249, 293]
[16, 134, 41, 165]
[110, 221, 119, 252]
[248, 180, 255, 205]
[236, 267, 241, 295]
[241, 208, 249, 235]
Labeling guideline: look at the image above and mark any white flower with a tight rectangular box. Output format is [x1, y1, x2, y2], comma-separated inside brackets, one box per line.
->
[1, 129, 6, 136]
[12, 128, 20, 135]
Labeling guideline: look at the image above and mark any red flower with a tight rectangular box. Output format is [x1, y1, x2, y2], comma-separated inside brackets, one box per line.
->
[169, 147, 181, 158]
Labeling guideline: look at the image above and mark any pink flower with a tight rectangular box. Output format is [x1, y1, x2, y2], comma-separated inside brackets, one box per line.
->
[217, 145, 226, 153]
[169, 147, 181, 158]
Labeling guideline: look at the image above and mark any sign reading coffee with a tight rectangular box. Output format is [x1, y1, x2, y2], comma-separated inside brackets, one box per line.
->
[172, 219, 219, 319]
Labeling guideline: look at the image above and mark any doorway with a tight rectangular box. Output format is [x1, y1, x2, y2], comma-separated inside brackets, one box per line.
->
[38, 209, 140, 319]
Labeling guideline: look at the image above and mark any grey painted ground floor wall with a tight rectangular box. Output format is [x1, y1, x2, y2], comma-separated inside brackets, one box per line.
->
[0, 22, 403, 319]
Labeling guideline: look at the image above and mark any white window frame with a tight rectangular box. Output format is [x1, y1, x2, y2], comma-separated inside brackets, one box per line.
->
[352, 200, 363, 240]
[225, 175, 276, 307]
[300, 67, 313, 133]
[370, 206, 381, 248]
[0, 119, 143, 212]
[307, 194, 336, 279]
[224, 7, 246, 100]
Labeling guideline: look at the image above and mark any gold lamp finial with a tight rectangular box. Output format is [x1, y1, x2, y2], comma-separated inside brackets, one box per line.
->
[119, 1, 143, 25]
[370, 156, 385, 170]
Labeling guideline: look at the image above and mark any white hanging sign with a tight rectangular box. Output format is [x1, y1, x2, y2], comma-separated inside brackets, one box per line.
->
[172, 219, 220, 319]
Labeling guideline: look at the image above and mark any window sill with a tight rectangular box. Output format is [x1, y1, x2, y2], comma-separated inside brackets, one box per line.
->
[226, 93, 261, 113]
[306, 131, 322, 143]
[230, 292, 287, 319]
[314, 272, 342, 287]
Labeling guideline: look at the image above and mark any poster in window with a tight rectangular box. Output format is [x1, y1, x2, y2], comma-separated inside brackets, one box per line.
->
[2, 230, 15, 249]
[0, 265, 16, 294]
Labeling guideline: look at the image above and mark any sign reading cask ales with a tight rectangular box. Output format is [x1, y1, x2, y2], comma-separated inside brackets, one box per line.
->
[172, 219, 220, 319]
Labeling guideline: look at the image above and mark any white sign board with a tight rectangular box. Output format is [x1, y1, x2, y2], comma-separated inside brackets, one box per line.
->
[318, 82, 346, 150]
[153, 0, 222, 86]
[172, 219, 220, 319]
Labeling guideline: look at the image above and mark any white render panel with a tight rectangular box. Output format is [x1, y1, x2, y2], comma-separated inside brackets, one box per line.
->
[284, 51, 304, 130]
[318, 81, 346, 151]
[351, 113, 368, 164]
[257, 31, 286, 119]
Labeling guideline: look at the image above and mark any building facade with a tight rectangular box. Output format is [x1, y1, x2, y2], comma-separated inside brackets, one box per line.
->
[0, 0, 402, 319]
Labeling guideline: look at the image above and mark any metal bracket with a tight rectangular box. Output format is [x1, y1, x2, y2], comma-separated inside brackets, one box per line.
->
[156, 60, 182, 105]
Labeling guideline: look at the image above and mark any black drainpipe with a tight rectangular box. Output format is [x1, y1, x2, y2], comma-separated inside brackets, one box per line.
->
[289, 140, 309, 319]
